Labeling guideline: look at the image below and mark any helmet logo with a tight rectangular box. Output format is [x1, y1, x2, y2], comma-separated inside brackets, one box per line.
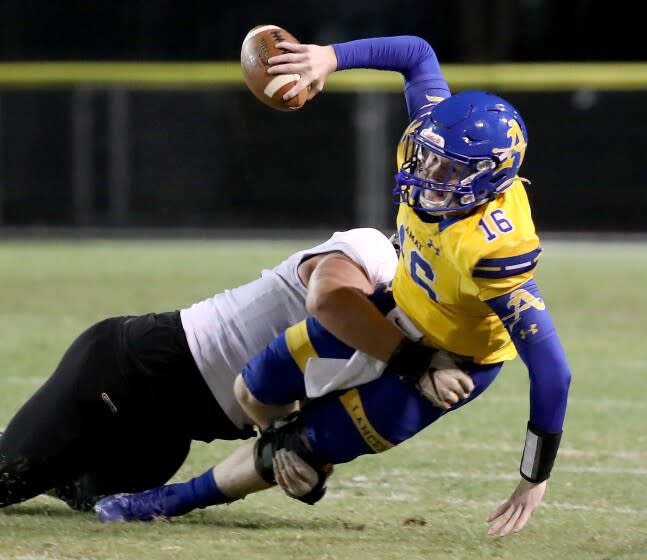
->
[419, 128, 445, 147]
[492, 119, 526, 170]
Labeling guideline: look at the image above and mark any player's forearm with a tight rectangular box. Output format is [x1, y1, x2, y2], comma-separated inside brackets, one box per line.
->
[331, 36, 449, 118]
[516, 334, 571, 482]
[524, 335, 572, 432]
[332, 36, 436, 79]
[487, 279, 572, 483]
[306, 252, 403, 361]
[308, 285, 403, 362]
[487, 279, 572, 433]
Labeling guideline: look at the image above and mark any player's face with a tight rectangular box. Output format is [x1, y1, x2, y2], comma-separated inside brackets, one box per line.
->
[419, 151, 454, 180]
[416, 149, 466, 207]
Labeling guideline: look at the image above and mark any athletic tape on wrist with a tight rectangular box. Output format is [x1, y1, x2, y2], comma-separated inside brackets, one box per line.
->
[520, 423, 562, 483]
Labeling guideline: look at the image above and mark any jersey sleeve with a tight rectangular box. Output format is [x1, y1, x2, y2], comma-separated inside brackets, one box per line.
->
[332, 36, 450, 119]
[485, 279, 572, 433]
[301, 228, 398, 288]
[470, 183, 543, 301]
[472, 239, 543, 301]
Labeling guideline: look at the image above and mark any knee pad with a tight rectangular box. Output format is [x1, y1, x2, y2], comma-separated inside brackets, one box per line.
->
[254, 412, 329, 505]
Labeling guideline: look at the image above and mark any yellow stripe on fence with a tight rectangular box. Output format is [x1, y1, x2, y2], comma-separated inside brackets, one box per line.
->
[1, 62, 647, 91]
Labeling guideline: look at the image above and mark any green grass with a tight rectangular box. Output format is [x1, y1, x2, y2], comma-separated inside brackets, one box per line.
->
[1, 239, 646, 560]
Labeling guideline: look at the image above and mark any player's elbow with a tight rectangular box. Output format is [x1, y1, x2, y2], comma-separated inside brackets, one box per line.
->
[404, 35, 437, 62]
[552, 354, 573, 395]
[543, 365, 572, 407]
[536, 362, 572, 400]
[558, 366, 572, 394]
[306, 288, 334, 317]
[305, 292, 323, 316]
[306, 286, 351, 318]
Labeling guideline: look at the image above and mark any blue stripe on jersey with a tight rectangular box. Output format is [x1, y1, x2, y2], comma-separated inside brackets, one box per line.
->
[305, 317, 355, 360]
[473, 247, 543, 278]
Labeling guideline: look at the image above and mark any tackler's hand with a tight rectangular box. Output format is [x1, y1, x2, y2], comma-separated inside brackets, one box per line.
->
[418, 367, 474, 409]
[267, 43, 337, 101]
[272, 448, 321, 498]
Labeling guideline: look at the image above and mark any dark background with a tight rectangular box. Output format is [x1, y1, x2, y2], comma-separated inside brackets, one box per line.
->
[0, 0, 642, 63]
[0, 1, 644, 233]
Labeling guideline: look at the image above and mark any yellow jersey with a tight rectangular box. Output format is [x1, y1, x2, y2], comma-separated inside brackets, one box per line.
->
[392, 181, 542, 364]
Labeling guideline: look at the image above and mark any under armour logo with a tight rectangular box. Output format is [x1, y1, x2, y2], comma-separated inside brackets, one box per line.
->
[519, 324, 539, 340]
[427, 239, 440, 256]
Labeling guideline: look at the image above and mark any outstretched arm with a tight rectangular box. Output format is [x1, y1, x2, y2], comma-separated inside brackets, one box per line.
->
[484, 278, 572, 536]
[268, 35, 450, 118]
[487, 278, 572, 444]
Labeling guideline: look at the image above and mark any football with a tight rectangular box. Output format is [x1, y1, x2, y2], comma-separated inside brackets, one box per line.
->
[240, 24, 308, 111]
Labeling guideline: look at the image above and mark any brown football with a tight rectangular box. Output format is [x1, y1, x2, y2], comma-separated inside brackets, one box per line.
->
[240, 24, 308, 111]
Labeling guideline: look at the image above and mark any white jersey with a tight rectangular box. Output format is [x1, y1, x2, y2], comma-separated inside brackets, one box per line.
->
[180, 228, 398, 429]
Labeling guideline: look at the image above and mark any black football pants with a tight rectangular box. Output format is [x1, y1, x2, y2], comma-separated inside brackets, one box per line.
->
[0, 311, 253, 511]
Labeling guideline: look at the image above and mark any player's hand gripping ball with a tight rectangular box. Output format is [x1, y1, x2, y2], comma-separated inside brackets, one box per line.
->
[240, 24, 308, 111]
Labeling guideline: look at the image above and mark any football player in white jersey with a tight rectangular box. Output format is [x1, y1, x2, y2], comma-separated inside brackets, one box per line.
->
[0, 228, 397, 511]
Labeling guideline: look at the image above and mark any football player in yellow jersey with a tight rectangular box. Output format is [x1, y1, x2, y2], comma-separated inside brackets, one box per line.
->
[392, 101, 541, 365]
[96, 36, 572, 538]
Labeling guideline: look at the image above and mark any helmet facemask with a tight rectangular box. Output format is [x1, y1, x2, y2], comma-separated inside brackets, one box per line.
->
[396, 128, 497, 215]
[393, 91, 530, 216]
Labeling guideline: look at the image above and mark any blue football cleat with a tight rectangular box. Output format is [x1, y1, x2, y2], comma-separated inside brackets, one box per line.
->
[95, 487, 175, 522]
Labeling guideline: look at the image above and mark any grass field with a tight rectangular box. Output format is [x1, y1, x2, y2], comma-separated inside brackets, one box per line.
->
[0, 238, 646, 560]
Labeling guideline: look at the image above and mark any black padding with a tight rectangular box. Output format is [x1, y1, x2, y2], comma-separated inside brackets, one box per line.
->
[385, 338, 436, 381]
[519, 423, 562, 483]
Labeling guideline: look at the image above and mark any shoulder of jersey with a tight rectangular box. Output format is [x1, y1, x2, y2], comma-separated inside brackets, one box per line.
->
[463, 183, 541, 279]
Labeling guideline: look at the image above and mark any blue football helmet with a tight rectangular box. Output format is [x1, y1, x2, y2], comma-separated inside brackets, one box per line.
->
[394, 90, 529, 214]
